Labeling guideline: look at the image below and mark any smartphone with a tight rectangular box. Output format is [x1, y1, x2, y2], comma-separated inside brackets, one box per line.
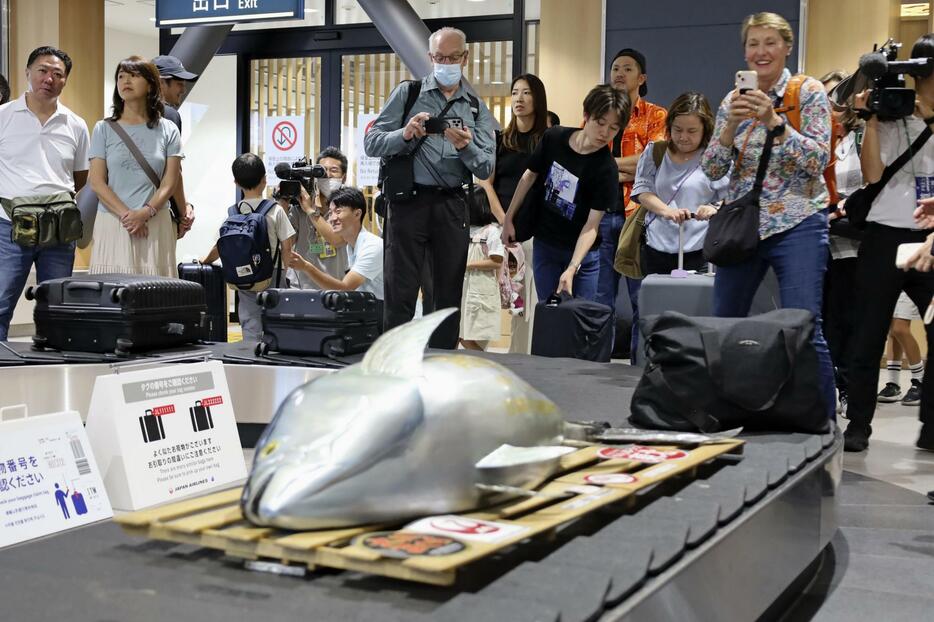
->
[423, 116, 447, 134]
[896, 242, 924, 268]
[445, 117, 464, 130]
[735, 70, 758, 94]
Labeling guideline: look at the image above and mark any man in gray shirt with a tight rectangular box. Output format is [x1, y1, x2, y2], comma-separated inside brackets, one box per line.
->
[364, 26, 494, 349]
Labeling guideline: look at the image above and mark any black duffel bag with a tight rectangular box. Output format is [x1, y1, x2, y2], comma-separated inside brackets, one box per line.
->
[629, 309, 829, 433]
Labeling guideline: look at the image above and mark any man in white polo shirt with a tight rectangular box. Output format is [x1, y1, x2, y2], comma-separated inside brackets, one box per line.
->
[0, 46, 90, 340]
[287, 186, 384, 300]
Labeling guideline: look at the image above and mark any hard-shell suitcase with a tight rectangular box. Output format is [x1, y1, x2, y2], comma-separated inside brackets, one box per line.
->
[178, 262, 227, 341]
[256, 288, 381, 357]
[139, 409, 166, 443]
[27, 274, 207, 355]
[189, 400, 214, 432]
[531, 293, 614, 362]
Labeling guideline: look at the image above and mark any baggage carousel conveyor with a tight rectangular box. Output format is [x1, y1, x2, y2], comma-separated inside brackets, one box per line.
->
[0, 346, 841, 621]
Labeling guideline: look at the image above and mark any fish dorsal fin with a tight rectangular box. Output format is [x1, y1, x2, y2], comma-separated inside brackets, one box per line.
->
[361, 308, 457, 377]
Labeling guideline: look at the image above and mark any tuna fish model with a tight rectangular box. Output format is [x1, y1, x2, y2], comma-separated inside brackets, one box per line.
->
[241, 309, 572, 530]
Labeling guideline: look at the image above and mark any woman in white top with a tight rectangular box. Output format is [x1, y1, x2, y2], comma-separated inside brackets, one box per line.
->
[631, 92, 728, 275]
[843, 33, 934, 452]
[88, 56, 182, 277]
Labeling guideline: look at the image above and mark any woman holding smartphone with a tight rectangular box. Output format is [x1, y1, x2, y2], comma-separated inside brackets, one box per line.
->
[842, 33, 934, 452]
[632, 91, 727, 275]
[502, 84, 629, 300]
[701, 12, 835, 420]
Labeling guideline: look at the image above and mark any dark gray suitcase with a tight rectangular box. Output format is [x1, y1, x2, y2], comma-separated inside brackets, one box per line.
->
[531, 294, 614, 362]
[256, 288, 381, 357]
[178, 262, 227, 341]
[27, 274, 207, 355]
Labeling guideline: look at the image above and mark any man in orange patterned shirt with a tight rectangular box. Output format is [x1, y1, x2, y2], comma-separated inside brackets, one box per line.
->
[597, 48, 667, 361]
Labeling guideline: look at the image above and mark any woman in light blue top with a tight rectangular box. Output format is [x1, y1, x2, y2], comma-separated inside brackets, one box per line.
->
[631, 91, 728, 275]
[88, 56, 183, 277]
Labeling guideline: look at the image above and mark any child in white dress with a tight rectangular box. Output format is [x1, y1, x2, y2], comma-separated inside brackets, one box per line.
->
[460, 198, 504, 350]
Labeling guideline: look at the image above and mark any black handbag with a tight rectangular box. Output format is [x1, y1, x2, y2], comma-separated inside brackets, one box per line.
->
[629, 309, 829, 434]
[843, 125, 932, 230]
[703, 125, 782, 266]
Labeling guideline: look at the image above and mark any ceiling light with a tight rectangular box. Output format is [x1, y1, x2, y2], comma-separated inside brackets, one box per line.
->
[305, 8, 318, 12]
[148, 17, 156, 21]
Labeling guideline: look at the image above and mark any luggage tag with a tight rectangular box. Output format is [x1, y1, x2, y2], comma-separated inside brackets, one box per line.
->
[319, 241, 338, 259]
[308, 240, 327, 256]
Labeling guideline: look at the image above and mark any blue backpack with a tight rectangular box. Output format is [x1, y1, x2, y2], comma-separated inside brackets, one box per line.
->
[217, 199, 281, 290]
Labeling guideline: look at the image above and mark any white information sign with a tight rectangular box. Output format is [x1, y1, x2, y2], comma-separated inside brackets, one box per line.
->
[85, 361, 247, 511]
[265, 115, 305, 184]
[0, 409, 113, 549]
[356, 113, 381, 186]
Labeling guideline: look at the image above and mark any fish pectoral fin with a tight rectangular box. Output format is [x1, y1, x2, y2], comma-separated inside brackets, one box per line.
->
[475, 444, 576, 470]
[474, 444, 576, 491]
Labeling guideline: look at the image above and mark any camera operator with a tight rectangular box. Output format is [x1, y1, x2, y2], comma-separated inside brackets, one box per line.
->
[363, 27, 495, 349]
[286, 147, 349, 289]
[844, 34, 934, 452]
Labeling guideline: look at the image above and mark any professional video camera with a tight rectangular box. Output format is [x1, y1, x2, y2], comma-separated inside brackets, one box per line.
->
[273, 157, 327, 201]
[858, 38, 934, 121]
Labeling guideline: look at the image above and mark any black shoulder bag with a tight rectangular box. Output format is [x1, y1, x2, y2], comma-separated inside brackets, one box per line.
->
[842, 124, 932, 230]
[703, 124, 781, 266]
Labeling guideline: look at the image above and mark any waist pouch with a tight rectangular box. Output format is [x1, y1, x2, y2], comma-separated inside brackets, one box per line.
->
[1, 191, 83, 248]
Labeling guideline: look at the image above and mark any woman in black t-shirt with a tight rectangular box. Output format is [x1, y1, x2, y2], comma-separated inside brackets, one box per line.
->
[503, 85, 630, 300]
[476, 74, 549, 223]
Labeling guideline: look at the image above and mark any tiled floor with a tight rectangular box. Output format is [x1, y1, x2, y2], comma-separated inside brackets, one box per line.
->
[840, 370, 934, 496]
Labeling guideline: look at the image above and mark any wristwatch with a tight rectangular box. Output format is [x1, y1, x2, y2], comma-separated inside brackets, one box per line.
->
[771, 120, 787, 134]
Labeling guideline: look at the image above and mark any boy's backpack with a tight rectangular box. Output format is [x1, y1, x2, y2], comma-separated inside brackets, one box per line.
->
[217, 199, 281, 291]
[780, 75, 839, 205]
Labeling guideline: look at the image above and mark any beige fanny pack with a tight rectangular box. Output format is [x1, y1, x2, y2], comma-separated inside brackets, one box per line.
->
[1, 191, 83, 248]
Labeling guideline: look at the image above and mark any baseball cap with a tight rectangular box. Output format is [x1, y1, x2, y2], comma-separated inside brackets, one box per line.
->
[152, 55, 198, 81]
[611, 48, 648, 97]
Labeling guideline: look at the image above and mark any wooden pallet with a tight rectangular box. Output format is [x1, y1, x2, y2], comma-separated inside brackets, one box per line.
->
[116, 440, 743, 586]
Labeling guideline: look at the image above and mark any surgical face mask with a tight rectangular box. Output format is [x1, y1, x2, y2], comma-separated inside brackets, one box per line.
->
[316, 177, 342, 198]
[433, 62, 462, 87]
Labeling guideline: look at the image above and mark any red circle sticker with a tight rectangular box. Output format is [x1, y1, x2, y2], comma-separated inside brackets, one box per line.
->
[597, 446, 688, 463]
[272, 120, 298, 151]
[584, 473, 638, 485]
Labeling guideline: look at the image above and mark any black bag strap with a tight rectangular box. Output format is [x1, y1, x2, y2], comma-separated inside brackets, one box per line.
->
[644, 365, 722, 432]
[106, 119, 162, 189]
[749, 125, 783, 200]
[874, 125, 932, 191]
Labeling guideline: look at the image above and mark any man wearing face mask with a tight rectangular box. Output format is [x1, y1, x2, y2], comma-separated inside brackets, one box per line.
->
[364, 26, 495, 349]
[288, 146, 350, 289]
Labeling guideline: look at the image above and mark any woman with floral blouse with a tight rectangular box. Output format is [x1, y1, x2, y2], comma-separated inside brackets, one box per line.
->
[701, 11, 835, 419]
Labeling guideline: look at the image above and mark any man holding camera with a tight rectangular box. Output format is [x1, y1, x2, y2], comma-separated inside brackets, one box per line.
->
[843, 34, 934, 452]
[364, 26, 495, 349]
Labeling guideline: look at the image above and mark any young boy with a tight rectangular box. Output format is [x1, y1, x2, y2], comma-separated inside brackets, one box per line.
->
[287, 186, 383, 300]
[202, 153, 295, 342]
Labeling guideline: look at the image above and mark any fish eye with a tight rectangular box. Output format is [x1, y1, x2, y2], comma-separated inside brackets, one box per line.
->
[260, 441, 279, 458]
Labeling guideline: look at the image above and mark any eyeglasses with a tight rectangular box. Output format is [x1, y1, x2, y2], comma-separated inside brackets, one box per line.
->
[430, 51, 467, 64]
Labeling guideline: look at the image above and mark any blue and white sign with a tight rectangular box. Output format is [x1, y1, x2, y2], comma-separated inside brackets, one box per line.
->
[0, 409, 113, 549]
[156, 0, 305, 28]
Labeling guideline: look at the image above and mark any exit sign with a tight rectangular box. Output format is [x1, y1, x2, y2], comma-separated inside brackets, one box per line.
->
[155, 0, 305, 28]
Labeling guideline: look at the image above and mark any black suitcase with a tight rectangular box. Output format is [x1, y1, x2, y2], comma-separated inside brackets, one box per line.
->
[178, 262, 227, 341]
[189, 400, 214, 432]
[531, 293, 614, 362]
[256, 288, 381, 357]
[27, 274, 207, 355]
[139, 409, 166, 443]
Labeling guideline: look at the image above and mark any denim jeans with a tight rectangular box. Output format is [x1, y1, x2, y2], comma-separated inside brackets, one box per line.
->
[0, 219, 75, 340]
[532, 238, 600, 302]
[712, 212, 835, 419]
[596, 211, 641, 361]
